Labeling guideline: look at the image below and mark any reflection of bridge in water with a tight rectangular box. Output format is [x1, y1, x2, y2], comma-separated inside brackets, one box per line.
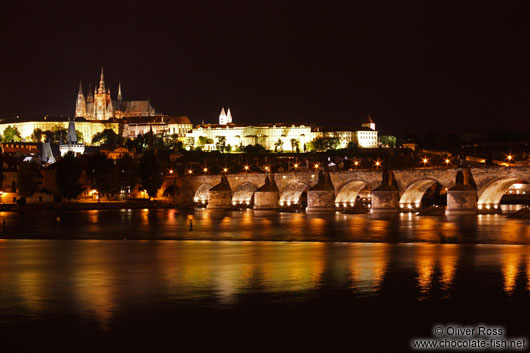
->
[161, 167, 530, 214]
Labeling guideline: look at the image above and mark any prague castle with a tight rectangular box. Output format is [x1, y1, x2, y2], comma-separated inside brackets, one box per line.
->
[0, 69, 379, 153]
[75, 68, 155, 120]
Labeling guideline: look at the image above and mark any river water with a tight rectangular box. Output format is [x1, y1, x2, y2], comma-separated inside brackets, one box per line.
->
[0, 206, 529, 352]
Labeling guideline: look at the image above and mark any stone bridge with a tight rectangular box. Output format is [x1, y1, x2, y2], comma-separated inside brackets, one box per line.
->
[161, 166, 530, 213]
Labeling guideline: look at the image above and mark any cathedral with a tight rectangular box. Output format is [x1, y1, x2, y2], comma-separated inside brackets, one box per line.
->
[75, 69, 156, 120]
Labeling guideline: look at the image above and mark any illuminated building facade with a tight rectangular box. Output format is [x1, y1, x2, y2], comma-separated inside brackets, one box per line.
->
[187, 123, 313, 151]
[355, 115, 378, 148]
[0, 117, 120, 144]
[75, 69, 156, 120]
[122, 116, 192, 139]
[187, 109, 379, 151]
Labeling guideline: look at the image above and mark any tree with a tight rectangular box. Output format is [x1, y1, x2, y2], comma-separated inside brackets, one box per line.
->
[17, 161, 39, 199]
[290, 138, 299, 152]
[75, 130, 84, 144]
[3, 126, 21, 143]
[310, 137, 340, 152]
[87, 153, 116, 201]
[116, 154, 139, 193]
[92, 129, 121, 148]
[43, 126, 67, 144]
[216, 136, 227, 152]
[243, 144, 265, 154]
[139, 149, 163, 200]
[185, 137, 195, 150]
[197, 136, 213, 148]
[380, 135, 397, 148]
[274, 139, 283, 152]
[56, 151, 83, 200]
[31, 128, 44, 143]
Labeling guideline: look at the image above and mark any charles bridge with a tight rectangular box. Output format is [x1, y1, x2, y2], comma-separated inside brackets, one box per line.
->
[159, 166, 530, 214]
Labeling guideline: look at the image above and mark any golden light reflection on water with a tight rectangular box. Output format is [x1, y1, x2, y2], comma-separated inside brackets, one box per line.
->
[16, 271, 45, 314]
[349, 243, 388, 294]
[439, 244, 458, 293]
[501, 246, 522, 295]
[416, 243, 436, 300]
[157, 241, 326, 304]
[73, 242, 116, 332]
[3, 237, 530, 327]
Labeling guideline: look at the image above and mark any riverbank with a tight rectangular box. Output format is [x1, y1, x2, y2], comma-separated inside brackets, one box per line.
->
[0, 200, 186, 212]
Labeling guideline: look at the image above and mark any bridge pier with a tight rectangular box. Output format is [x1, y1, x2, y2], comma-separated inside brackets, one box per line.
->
[254, 175, 280, 210]
[207, 176, 233, 209]
[445, 167, 478, 214]
[175, 186, 195, 207]
[370, 170, 400, 212]
[446, 190, 477, 214]
[306, 171, 336, 212]
[371, 190, 400, 212]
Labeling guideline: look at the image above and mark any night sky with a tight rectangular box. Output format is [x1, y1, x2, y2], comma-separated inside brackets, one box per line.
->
[0, 1, 528, 135]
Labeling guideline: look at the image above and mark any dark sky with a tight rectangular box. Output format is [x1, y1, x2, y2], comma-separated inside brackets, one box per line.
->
[0, 1, 528, 135]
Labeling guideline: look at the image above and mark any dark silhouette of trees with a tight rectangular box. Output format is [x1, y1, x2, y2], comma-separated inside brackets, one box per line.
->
[17, 161, 39, 200]
[139, 149, 163, 200]
[56, 151, 83, 200]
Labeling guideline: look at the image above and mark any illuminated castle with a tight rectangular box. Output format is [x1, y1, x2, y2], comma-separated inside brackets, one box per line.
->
[75, 68, 156, 120]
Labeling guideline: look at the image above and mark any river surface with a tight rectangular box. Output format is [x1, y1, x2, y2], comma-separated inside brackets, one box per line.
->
[0, 207, 529, 352]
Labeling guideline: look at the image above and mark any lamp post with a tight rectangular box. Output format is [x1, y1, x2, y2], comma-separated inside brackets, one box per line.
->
[422, 157, 428, 169]
[375, 160, 381, 169]
[203, 167, 208, 175]
[244, 165, 249, 174]
[354, 160, 359, 169]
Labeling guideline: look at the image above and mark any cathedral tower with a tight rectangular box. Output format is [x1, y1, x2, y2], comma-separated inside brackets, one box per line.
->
[94, 68, 111, 120]
[75, 81, 86, 117]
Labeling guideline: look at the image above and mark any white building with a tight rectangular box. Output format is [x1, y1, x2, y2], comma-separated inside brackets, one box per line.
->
[355, 115, 378, 148]
[187, 123, 312, 152]
[59, 119, 85, 156]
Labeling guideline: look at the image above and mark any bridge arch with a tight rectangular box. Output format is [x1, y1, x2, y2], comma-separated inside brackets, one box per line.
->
[232, 182, 258, 205]
[399, 178, 446, 208]
[194, 182, 213, 204]
[477, 177, 528, 209]
[335, 180, 370, 206]
[279, 181, 309, 206]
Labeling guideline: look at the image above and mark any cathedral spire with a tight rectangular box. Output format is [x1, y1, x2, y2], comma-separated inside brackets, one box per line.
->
[219, 107, 226, 124]
[118, 81, 122, 103]
[75, 81, 86, 118]
[226, 107, 232, 124]
[98, 67, 105, 93]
